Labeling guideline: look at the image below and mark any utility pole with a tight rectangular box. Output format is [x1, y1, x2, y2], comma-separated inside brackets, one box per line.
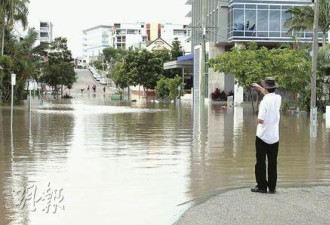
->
[200, 0, 207, 104]
[311, 0, 319, 127]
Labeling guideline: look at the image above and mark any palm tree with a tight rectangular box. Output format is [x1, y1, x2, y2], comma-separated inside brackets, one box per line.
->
[0, 0, 29, 56]
[285, 0, 330, 46]
[0, 28, 47, 101]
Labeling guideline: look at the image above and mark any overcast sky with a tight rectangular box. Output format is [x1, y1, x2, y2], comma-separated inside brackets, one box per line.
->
[28, 0, 191, 57]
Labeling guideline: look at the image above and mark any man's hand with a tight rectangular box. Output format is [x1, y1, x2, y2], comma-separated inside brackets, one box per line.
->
[257, 118, 264, 124]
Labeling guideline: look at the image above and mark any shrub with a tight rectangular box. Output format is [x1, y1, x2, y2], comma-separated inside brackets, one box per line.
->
[155, 75, 184, 100]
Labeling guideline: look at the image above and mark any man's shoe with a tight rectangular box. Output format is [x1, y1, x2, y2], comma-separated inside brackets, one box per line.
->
[251, 186, 267, 193]
[269, 189, 276, 194]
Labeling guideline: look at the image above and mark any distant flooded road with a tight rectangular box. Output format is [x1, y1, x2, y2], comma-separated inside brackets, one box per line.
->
[0, 72, 329, 225]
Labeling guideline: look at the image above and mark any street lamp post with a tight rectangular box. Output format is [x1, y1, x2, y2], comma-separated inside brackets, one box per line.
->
[11, 74, 16, 130]
[311, 0, 319, 128]
[0, 65, 3, 104]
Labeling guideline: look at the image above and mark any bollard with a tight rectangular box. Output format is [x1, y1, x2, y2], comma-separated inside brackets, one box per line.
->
[227, 96, 234, 107]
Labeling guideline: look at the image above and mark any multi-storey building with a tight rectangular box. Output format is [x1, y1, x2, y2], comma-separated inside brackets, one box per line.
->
[159, 23, 191, 54]
[37, 21, 53, 44]
[187, 0, 320, 103]
[112, 22, 148, 49]
[82, 22, 192, 61]
[82, 25, 113, 62]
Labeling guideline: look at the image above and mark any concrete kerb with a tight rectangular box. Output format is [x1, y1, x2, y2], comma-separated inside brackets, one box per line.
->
[175, 183, 330, 225]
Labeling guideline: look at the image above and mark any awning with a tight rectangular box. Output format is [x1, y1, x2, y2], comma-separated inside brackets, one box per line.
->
[164, 54, 194, 70]
[178, 54, 193, 61]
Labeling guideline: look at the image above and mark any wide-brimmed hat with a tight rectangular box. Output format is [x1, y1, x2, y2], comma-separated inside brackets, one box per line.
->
[260, 77, 279, 89]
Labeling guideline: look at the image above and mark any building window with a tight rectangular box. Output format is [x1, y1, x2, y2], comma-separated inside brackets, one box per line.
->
[245, 9, 256, 36]
[233, 8, 244, 36]
[127, 29, 138, 34]
[257, 9, 268, 37]
[173, 30, 185, 36]
[40, 22, 48, 28]
[117, 36, 126, 43]
[40, 32, 48, 37]
[269, 10, 280, 37]
[230, 3, 311, 40]
[281, 9, 291, 36]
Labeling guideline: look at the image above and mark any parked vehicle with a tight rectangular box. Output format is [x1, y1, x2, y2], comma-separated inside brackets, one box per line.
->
[93, 73, 101, 79]
[99, 78, 107, 85]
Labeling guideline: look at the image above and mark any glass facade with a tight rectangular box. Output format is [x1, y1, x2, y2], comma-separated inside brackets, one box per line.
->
[228, 3, 315, 42]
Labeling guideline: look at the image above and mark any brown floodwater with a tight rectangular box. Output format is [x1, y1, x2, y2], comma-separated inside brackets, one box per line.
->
[0, 95, 329, 225]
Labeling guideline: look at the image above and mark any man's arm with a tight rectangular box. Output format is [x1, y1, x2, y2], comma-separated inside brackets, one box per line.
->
[251, 83, 267, 96]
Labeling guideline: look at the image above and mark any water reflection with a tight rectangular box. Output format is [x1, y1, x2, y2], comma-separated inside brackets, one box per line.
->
[0, 104, 74, 224]
[0, 97, 329, 225]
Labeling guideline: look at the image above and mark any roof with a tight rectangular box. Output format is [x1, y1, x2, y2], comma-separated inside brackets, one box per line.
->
[146, 37, 172, 48]
[83, 25, 112, 33]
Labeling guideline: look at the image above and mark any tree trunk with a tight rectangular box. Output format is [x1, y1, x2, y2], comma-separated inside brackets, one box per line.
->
[144, 87, 148, 101]
[256, 93, 261, 113]
[1, 16, 5, 56]
[127, 86, 130, 101]
[248, 89, 255, 113]
[322, 31, 326, 47]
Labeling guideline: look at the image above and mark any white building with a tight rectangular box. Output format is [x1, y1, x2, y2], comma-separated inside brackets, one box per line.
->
[112, 22, 148, 49]
[12, 23, 28, 41]
[82, 25, 113, 62]
[82, 22, 192, 61]
[160, 23, 191, 54]
[36, 21, 53, 45]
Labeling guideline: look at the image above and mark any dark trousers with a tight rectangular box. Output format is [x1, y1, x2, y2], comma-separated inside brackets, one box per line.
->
[255, 136, 279, 191]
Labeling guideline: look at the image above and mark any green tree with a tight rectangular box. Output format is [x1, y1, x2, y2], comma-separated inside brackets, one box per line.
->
[0, 28, 46, 102]
[314, 43, 330, 111]
[285, 0, 330, 46]
[171, 37, 183, 60]
[111, 62, 131, 89]
[153, 49, 173, 78]
[41, 37, 76, 97]
[124, 49, 163, 99]
[155, 77, 169, 100]
[0, 0, 29, 55]
[155, 75, 184, 100]
[103, 47, 127, 64]
[209, 42, 311, 111]
[167, 75, 184, 100]
[92, 59, 103, 71]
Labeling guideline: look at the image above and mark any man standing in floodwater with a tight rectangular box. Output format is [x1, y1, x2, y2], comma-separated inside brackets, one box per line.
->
[250, 77, 282, 194]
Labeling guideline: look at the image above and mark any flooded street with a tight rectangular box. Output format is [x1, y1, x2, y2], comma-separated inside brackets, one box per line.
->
[0, 72, 330, 225]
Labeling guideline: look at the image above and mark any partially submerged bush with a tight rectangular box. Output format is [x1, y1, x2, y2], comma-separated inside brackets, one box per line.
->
[155, 75, 184, 100]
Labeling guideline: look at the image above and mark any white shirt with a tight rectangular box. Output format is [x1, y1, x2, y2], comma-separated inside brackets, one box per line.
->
[257, 93, 282, 144]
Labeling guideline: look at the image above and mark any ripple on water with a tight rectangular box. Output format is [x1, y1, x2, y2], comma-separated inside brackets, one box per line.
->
[35, 104, 166, 115]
